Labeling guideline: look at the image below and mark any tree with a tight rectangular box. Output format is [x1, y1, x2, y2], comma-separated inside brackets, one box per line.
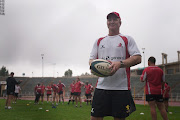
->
[81, 72, 90, 76]
[85, 72, 90, 75]
[64, 69, 73, 77]
[0, 66, 9, 76]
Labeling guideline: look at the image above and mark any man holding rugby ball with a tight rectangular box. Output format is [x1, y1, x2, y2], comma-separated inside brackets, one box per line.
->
[89, 12, 141, 120]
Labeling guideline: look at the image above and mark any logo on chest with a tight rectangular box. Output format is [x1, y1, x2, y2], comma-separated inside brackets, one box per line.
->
[100, 45, 105, 49]
[117, 43, 123, 47]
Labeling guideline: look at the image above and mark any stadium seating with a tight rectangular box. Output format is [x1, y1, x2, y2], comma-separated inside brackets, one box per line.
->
[1, 74, 180, 101]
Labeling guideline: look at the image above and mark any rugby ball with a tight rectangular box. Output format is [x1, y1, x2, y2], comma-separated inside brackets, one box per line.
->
[90, 59, 112, 77]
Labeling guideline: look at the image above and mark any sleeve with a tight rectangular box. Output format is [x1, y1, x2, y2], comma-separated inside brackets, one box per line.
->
[80, 81, 84, 85]
[13, 78, 19, 85]
[126, 36, 141, 56]
[14, 78, 22, 85]
[89, 39, 98, 60]
[140, 69, 147, 81]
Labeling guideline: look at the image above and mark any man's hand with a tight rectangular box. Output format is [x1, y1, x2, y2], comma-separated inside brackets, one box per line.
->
[140, 79, 144, 82]
[89, 59, 94, 74]
[109, 61, 121, 75]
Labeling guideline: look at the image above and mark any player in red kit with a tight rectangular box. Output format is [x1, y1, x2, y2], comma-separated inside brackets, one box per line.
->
[84, 81, 93, 105]
[57, 80, 66, 104]
[51, 82, 59, 106]
[74, 77, 84, 107]
[34, 83, 41, 104]
[46, 83, 52, 103]
[40, 82, 45, 104]
[140, 56, 168, 120]
[89, 83, 94, 105]
[68, 80, 75, 105]
[163, 82, 171, 112]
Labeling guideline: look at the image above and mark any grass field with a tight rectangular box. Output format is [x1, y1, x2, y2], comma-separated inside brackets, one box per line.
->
[0, 99, 180, 120]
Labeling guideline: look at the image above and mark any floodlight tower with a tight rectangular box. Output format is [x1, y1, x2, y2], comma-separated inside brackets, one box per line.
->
[41, 54, 44, 78]
[57, 72, 59, 78]
[53, 63, 56, 78]
[178, 51, 180, 73]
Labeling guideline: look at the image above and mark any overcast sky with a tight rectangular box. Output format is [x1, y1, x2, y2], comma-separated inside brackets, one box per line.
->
[0, 0, 180, 77]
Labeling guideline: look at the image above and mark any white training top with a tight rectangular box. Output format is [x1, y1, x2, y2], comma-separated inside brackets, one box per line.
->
[15, 85, 21, 93]
[89, 34, 141, 90]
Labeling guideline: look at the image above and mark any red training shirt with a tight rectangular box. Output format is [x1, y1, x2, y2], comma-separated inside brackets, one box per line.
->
[140, 66, 165, 95]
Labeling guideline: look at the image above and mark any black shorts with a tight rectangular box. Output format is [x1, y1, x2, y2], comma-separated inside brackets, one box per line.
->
[14, 93, 19, 97]
[41, 93, 44, 97]
[58, 91, 63, 95]
[146, 94, 163, 102]
[71, 92, 74, 95]
[7, 90, 14, 95]
[85, 93, 92, 97]
[74, 92, 81, 96]
[47, 94, 51, 96]
[91, 89, 136, 118]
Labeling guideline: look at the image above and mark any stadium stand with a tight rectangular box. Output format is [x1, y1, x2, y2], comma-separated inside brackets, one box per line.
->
[1, 74, 180, 101]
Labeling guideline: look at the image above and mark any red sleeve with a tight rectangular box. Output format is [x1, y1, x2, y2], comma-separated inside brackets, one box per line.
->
[140, 68, 147, 81]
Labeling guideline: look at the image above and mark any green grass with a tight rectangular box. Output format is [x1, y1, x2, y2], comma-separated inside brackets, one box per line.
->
[0, 99, 180, 120]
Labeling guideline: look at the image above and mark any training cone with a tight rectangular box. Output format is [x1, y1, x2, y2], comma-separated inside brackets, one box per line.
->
[140, 112, 144, 115]
[169, 112, 172, 114]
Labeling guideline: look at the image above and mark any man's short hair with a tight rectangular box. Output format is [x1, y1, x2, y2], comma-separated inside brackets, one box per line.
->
[10, 72, 14, 75]
[148, 56, 156, 64]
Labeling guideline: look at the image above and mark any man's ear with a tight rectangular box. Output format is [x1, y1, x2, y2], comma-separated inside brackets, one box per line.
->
[119, 20, 122, 26]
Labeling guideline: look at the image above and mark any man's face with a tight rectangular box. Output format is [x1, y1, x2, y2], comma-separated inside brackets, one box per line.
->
[10, 73, 14, 77]
[107, 15, 121, 31]
[76, 78, 80, 82]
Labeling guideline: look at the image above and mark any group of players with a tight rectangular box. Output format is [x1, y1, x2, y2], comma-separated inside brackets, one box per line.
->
[34, 77, 94, 107]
